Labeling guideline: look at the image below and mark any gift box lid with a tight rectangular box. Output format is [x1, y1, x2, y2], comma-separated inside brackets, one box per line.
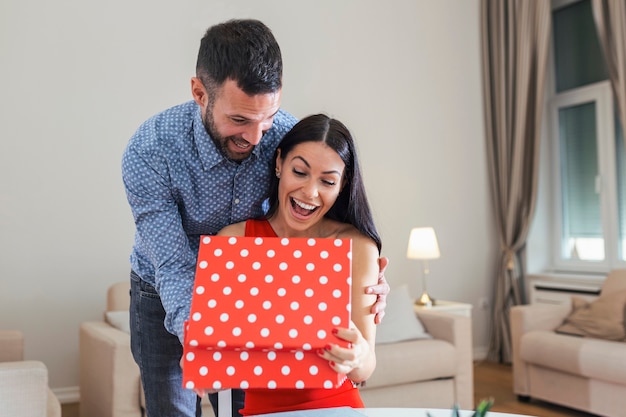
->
[186, 235, 352, 352]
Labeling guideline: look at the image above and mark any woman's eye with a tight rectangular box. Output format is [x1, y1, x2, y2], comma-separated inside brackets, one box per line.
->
[292, 169, 306, 176]
[322, 180, 336, 186]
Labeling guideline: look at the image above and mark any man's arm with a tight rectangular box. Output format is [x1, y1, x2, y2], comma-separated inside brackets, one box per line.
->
[365, 256, 390, 324]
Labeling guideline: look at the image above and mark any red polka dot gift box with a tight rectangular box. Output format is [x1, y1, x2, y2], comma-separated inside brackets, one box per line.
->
[183, 235, 353, 391]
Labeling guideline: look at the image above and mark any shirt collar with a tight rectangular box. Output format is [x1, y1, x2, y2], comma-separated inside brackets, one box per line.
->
[193, 105, 262, 170]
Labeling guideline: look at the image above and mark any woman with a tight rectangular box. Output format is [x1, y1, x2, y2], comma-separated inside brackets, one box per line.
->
[218, 114, 382, 415]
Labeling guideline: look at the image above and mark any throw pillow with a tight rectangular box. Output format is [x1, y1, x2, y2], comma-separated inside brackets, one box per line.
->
[105, 310, 130, 334]
[375, 284, 431, 344]
[556, 290, 626, 341]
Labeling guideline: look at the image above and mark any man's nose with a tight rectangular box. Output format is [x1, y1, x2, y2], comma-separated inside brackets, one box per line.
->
[242, 124, 264, 145]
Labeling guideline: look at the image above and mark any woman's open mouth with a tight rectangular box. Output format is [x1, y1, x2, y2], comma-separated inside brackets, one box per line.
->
[290, 197, 318, 217]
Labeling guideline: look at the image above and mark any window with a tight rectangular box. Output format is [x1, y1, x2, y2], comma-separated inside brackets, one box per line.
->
[548, 0, 626, 271]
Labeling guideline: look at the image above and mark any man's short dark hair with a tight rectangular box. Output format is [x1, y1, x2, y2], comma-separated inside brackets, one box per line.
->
[196, 19, 282, 96]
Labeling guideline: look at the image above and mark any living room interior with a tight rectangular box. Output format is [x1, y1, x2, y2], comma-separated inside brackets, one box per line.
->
[2, 0, 624, 416]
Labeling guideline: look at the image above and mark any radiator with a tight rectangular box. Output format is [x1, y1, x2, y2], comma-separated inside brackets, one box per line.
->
[527, 274, 603, 306]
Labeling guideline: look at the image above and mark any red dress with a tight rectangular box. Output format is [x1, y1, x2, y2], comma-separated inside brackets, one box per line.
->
[239, 219, 364, 416]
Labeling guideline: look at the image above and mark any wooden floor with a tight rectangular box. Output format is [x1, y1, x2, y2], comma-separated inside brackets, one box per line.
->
[62, 361, 599, 416]
[473, 361, 597, 417]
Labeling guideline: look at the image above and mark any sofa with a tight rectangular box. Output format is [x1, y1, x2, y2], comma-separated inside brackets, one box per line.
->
[511, 269, 626, 417]
[80, 282, 473, 417]
[0, 330, 62, 417]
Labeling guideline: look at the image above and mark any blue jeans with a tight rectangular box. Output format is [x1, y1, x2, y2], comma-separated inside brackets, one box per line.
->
[129, 272, 245, 417]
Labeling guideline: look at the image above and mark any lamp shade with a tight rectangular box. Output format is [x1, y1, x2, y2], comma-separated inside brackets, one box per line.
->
[407, 227, 441, 260]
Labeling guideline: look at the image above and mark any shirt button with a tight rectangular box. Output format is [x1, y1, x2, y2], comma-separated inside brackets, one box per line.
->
[234, 198, 240, 204]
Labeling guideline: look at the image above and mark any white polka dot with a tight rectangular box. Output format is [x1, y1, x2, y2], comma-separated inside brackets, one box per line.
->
[307, 238, 316, 246]
[347, 251, 352, 260]
[334, 239, 342, 246]
[281, 238, 289, 245]
[199, 260, 208, 269]
[292, 275, 301, 284]
[200, 366, 208, 376]
[320, 251, 329, 259]
[223, 286, 232, 295]
[217, 340, 226, 348]
[254, 366, 263, 375]
[279, 262, 288, 271]
[213, 381, 222, 389]
[252, 261, 261, 270]
[333, 289, 342, 298]
[226, 261, 235, 269]
[204, 326, 214, 336]
[238, 274, 247, 282]
[228, 237, 237, 244]
[189, 339, 198, 347]
[245, 341, 255, 349]
[261, 328, 270, 337]
[265, 275, 274, 283]
[277, 288, 286, 296]
[211, 273, 220, 282]
[250, 287, 259, 296]
[186, 381, 195, 389]
[202, 236, 211, 244]
[226, 366, 236, 376]
[254, 237, 263, 245]
[267, 351, 277, 361]
[281, 366, 291, 375]
[332, 316, 341, 325]
[324, 381, 334, 389]
[186, 352, 195, 361]
[232, 327, 241, 336]
[293, 250, 302, 258]
[266, 249, 275, 258]
[195, 286, 205, 294]
[220, 313, 229, 322]
[295, 351, 305, 360]
[235, 300, 244, 309]
[296, 380, 305, 389]
[263, 300, 272, 309]
[192, 312, 201, 321]
[268, 381, 277, 389]
[306, 263, 315, 271]
[214, 249, 223, 256]
[240, 249, 249, 257]
[213, 352, 222, 361]
[241, 381, 250, 389]
[240, 352, 249, 361]
[309, 365, 319, 375]
[276, 314, 285, 324]
[317, 330, 327, 339]
[319, 276, 328, 284]
[318, 302, 327, 311]
[290, 301, 300, 310]
[274, 342, 283, 349]
[248, 313, 257, 323]
[305, 289, 314, 297]
[289, 329, 298, 338]
[303, 315, 313, 324]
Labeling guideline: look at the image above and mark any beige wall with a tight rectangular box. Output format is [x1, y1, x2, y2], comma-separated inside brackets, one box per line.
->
[0, 0, 493, 399]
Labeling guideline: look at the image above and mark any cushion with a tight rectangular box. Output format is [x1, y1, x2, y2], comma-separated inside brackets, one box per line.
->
[375, 284, 431, 344]
[105, 310, 130, 334]
[555, 290, 626, 341]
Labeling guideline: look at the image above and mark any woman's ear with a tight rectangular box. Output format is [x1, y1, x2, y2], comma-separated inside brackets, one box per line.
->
[274, 148, 283, 171]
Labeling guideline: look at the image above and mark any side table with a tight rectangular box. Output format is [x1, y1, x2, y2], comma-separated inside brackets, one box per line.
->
[414, 300, 473, 317]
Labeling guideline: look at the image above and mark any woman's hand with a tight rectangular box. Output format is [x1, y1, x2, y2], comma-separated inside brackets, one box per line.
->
[317, 322, 371, 377]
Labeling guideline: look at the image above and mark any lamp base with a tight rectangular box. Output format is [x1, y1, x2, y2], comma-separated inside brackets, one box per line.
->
[416, 291, 433, 307]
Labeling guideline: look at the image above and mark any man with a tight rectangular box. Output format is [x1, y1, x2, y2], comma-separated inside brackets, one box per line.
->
[122, 19, 389, 417]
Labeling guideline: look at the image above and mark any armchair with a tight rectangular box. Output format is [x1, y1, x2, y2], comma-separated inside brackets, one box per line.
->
[0, 330, 62, 417]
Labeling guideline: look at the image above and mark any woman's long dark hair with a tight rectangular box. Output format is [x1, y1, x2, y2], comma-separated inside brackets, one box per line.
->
[266, 114, 382, 253]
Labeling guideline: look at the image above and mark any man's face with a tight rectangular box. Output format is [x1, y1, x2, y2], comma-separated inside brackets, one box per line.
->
[200, 79, 282, 162]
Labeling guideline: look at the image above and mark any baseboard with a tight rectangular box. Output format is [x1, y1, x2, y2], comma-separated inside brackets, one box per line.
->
[52, 386, 79, 404]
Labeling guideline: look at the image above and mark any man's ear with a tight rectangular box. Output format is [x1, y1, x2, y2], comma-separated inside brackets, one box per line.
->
[191, 77, 208, 108]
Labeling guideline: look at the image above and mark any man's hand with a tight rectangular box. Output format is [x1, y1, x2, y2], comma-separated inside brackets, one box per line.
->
[365, 256, 390, 324]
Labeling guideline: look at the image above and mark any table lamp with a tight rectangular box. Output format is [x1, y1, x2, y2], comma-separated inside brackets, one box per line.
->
[407, 227, 440, 307]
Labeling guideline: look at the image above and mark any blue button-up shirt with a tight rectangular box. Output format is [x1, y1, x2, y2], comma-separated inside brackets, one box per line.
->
[122, 100, 297, 341]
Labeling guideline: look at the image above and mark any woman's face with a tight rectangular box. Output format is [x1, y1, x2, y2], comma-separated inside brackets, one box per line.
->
[275, 141, 345, 233]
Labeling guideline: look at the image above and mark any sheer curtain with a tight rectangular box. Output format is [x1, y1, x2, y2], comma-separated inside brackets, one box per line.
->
[592, 0, 626, 145]
[480, 0, 551, 363]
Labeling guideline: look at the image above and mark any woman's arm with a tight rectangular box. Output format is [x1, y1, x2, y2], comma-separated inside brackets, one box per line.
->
[319, 233, 380, 382]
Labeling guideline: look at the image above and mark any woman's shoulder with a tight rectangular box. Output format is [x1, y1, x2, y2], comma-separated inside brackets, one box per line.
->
[217, 221, 246, 236]
[334, 223, 377, 252]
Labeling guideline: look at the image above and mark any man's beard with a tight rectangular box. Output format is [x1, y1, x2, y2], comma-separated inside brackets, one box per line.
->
[202, 109, 254, 162]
